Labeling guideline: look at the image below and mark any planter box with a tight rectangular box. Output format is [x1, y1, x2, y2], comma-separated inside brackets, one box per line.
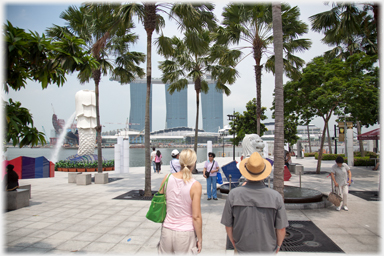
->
[68, 168, 77, 172]
[57, 168, 63, 172]
[77, 168, 86, 172]
[106, 167, 113, 171]
[86, 168, 96, 172]
[62, 168, 69, 172]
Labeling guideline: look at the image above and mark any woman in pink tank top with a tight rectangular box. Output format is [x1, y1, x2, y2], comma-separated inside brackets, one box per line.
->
[157, 149, 203, 254]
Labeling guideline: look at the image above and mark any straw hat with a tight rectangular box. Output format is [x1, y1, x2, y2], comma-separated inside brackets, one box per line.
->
[239, 152, 272, 181]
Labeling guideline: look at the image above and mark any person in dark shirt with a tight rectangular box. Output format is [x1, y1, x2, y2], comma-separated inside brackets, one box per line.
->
[5, 164, 19, 191]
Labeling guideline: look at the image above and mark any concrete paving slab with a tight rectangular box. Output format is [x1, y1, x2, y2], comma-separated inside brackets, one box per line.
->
[3, 156, 380, 254]
[55, 240, 91, 251]
[106, 243, 141, 254]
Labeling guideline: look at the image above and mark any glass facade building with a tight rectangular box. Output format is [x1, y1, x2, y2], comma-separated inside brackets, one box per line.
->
[201, 83, 223, 132]
[165, 84, 188, 129]
[129, 82, 152, 132]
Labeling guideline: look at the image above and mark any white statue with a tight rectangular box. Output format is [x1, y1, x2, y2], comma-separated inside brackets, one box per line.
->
[242, 134, 265, 158]
[75, 90, 97, 156]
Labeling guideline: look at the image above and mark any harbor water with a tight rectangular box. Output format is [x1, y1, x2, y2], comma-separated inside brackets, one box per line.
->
[5, 147, 243, 167]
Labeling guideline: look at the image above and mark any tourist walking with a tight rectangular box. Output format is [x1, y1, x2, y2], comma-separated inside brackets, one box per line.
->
[155, 150, 162, 174]
[5, 164, 19, 191]
[203, 152, 220, 200]
[170, 149, 181, 173]
[158, 149, 203, 254]
[221, 152, 288, 253]
[151, 147, 157, 173]
[285, 150, 291, 167]
[330, 156, 352, 211]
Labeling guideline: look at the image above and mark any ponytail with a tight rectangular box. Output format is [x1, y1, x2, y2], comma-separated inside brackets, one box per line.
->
[179, 149, 197, 183]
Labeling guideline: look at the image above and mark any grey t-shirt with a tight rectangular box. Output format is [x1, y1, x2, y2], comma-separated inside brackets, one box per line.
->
[331, 163, 350, 187]
[221, 181, 289, 253]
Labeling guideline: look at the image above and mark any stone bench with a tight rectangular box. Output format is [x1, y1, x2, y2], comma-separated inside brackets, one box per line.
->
[6, 189, 30, 211]
[19, 184, 31, 199]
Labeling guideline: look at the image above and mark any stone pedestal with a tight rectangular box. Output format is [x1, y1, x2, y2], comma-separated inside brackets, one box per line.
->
[6, 189, 30, 210]
[94, 172, 108, 184]
[76, 173, 92, 185]
[68, 173, 81, 183]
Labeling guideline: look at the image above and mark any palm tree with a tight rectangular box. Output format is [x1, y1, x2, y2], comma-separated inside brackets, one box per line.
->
[156, 29, 241, 154]
[272, 3, 284, 198]
[216, 3, 311, 136]
[118, 3, 217, 197]
[47, 4, 145, 172]
[310, 3, 378, 157]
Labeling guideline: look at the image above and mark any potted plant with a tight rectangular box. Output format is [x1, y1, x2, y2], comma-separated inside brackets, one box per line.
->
[55, 160, 64, 171]
[86, 161, 97, 172]
[106, 160, 114, 171]
[76, 162, 86, 172]
[62, 161, 70, 172]
[67, 161, 76, 172]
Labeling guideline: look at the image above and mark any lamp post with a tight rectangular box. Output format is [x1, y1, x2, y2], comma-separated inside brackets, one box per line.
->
[227, 111, 236, 161]
[220, 130, 226, 157]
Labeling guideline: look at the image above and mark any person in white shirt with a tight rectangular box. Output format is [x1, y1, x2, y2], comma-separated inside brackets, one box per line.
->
[330, 156, 352, 211]
[170, 149, 181, 173]
[150, 147, 157, 173]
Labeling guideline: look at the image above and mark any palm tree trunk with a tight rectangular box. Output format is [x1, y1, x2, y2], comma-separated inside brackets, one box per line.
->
[93, 69, 103, 173]
[194, 89, 200, 154]
[143, 3, 156, 197]
[144, 31, 152, 197]
[254, 65, 262, 136]
[272, 3, 284, 198]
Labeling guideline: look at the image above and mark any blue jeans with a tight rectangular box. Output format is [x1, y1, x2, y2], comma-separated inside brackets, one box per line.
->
[207, 176, 217, 199]
[152, 161, 156, 173]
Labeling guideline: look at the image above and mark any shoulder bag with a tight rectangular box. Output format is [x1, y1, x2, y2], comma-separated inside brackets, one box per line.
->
[328, 182, 342, 207]
[204, 160, 215, 178]
[146, 174, 171, 223]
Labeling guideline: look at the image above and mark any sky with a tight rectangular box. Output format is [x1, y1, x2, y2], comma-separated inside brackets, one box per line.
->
[1, 1, 381, 140]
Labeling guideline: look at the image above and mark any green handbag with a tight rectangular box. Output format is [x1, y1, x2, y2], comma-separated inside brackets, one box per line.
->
[146, 174, 171, 223]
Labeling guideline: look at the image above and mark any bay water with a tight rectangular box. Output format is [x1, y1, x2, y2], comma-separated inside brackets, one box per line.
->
[5, 147, 242, 167]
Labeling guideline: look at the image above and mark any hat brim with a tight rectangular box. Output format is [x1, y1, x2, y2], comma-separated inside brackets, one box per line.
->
[239, 157, 272, 181]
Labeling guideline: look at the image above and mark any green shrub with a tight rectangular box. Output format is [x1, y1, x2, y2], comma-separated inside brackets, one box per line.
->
[354, 157, 375, 166]
[354, 151, 377, 157]
[304, 152, 317, 157]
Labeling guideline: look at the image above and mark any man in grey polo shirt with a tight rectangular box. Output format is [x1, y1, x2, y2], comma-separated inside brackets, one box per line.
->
[221, 152, 289, 253]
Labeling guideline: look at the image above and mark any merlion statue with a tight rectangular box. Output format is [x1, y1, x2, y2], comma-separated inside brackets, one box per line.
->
[75, 90, 97, 156]
[242, 134, 265, 158]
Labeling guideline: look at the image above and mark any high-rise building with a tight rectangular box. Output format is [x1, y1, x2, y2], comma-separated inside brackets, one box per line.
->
[201, 82, 223, 132]
[129, 82, 152, 132]
[165, 84, 188, 129]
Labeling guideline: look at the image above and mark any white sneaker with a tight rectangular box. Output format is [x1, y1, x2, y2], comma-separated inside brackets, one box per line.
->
[336, 206, 341, 211]
[343, 206, 349, 211]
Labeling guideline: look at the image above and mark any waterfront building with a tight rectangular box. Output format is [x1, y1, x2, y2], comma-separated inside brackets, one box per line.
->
[129, 82, 152, 132]
[201, 82, 223, 132]
[165, 84, 188, 129]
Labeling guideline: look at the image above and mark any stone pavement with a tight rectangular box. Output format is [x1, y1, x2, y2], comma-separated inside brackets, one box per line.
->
[2, 156, 381, 255]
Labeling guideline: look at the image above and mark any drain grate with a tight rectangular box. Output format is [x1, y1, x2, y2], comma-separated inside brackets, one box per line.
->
[226, 221, 344, 253]
[349, 190, 380, 201]
[91, 177, 123, 183]
[282, 221, 343, 252]
[113, 190, 157, 201]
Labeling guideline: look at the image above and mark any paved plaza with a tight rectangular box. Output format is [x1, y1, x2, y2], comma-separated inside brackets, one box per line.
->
[3, 156, 382, 255]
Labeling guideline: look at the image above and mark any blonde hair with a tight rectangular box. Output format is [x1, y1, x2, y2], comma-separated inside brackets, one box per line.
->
[179, 149, 197, 183]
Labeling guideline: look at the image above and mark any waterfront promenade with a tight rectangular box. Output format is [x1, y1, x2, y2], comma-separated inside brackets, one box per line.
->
[3, 156, 381, 255]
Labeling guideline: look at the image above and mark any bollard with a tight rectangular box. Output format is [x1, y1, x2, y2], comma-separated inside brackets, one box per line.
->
[229, 174, 232, 192]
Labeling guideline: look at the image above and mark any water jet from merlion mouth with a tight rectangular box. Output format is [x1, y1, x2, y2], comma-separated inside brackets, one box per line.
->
[50, 111, 76, 163]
